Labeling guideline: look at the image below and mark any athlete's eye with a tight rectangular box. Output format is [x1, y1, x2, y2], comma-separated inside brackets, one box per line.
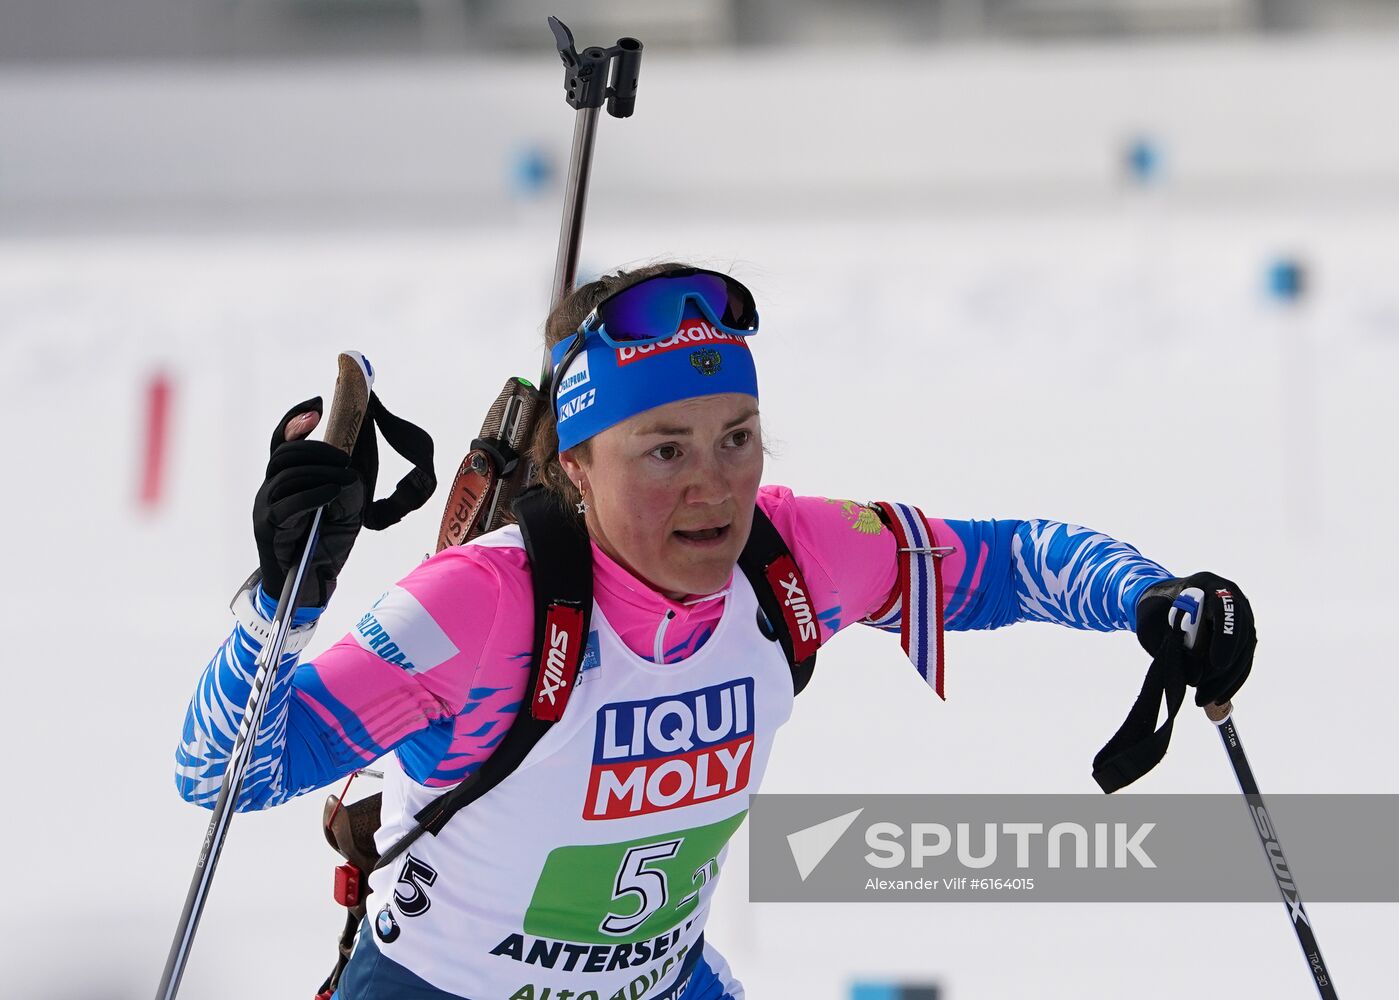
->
[651, 443, 681, 462]
[726, 429, 753, 449]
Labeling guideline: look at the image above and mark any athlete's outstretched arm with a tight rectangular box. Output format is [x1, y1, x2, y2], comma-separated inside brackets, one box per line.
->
[757, 485, 1173, 642]
[936, 516, 1172, 633]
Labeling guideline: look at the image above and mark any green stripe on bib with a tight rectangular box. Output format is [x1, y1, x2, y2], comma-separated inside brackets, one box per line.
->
[524, 811, 747, 944]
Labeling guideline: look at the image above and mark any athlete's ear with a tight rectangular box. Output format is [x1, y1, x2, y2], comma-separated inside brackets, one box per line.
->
[558, 447, 587, 494]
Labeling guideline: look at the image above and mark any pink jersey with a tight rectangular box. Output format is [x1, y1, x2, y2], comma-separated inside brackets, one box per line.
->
[178, 485, 1168, 806]
[304, 486, 919, 787]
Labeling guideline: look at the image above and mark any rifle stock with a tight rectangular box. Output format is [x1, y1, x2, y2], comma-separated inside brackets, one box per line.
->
[435, 376, 541, 549]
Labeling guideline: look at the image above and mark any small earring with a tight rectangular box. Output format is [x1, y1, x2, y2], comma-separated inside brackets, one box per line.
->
[575, 486, 588, 515]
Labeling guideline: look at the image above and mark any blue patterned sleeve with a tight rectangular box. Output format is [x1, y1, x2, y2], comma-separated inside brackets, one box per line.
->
[939, 518, 1172, 633]
[174, 587, 344, 811]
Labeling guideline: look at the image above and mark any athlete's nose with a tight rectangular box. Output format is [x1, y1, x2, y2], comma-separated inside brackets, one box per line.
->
[682, 446, 732, 508]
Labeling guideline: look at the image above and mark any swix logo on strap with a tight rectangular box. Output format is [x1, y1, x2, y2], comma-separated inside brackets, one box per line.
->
[586, 678, 755, 820]
[764, 555, 821, 662]
[533, 605, 584, 722]
[615, 319, 751, 367]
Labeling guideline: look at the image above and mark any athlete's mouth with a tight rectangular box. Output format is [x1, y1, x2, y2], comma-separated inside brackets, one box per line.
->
[674, 524, 730, 543]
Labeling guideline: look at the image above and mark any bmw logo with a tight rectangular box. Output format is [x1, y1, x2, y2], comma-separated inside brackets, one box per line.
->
[375, 904, 401, 943]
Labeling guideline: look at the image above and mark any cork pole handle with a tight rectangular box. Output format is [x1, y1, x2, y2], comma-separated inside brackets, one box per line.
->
[322, 351, 375, 454]
[1203, 700, 1233, 725]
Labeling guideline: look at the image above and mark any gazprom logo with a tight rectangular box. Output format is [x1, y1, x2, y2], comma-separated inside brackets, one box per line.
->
[355, 612, 417, 672]
[350, 586, 460, 676]
[557, 352, 591, 396]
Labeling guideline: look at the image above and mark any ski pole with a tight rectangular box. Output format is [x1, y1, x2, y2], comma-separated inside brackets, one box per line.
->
[155, 351, 375, 1000]
[1205, 700, 1339, 999]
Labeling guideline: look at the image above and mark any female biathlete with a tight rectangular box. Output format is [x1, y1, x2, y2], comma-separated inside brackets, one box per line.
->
[176, 263, 1258, 1000]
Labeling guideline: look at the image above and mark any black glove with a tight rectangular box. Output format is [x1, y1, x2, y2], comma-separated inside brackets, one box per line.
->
[252, 397, 371, 607]
[1135, 572, 1258, 706]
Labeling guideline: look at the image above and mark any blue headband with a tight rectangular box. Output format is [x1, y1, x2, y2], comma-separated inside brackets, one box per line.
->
[552, 315, 759, 452]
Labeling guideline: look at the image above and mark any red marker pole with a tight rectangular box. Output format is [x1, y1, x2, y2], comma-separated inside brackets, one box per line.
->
[139, 370, 172, 509]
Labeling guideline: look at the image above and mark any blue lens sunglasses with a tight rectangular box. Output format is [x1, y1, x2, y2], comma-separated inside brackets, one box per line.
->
[549, 267, 760, 397]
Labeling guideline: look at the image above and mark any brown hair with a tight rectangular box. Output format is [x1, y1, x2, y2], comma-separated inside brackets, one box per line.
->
[529, 261, 697, 509]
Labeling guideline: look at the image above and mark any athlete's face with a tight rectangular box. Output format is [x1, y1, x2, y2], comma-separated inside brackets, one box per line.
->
[561, 393, 763, 600]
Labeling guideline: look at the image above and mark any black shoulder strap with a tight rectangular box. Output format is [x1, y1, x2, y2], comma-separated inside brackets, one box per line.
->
[739, 506, 820, 696]
[374, 486, 591, 873]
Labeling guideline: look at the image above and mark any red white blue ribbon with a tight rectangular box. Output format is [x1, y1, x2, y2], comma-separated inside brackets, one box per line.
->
[864, 501, 953, 699]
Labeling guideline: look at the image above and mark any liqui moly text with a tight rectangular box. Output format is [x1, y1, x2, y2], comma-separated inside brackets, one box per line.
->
[587, 679, 755, 820]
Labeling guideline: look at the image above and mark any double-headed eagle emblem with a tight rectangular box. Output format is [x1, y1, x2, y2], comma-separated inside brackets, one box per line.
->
[689, 348, 722, 376]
